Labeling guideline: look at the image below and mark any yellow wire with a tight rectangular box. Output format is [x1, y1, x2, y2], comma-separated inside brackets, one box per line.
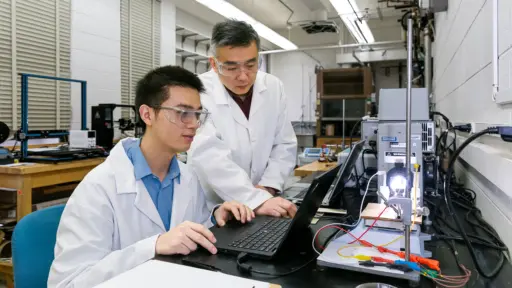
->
[337, 245, 366, 258]
[377, 166, 419, 248]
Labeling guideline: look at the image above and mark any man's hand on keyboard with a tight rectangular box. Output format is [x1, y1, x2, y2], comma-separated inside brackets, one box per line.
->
[254, 197, 297, 218]
[214, 200, 255, 226]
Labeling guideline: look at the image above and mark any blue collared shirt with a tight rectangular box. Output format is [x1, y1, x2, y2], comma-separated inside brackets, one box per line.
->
[123, 138, 180, 231]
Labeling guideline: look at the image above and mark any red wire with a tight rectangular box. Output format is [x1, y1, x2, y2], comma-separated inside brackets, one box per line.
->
[348, 206, 388, 244]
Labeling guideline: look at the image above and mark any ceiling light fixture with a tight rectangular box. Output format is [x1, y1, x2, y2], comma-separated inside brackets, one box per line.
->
[329, 0, 375, 44]
[195, 0, 298, 50]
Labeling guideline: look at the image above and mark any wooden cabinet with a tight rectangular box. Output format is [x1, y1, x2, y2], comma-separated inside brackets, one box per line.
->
[315, 67, 372, 145]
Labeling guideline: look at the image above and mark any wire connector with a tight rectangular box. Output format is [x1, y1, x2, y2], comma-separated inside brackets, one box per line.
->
[236, 252, 253, 274]
[498, 126, 512, 142]
[452, 124, 472, 133]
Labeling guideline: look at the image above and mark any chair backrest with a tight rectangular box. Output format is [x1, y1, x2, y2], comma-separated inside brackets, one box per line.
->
[12, 204, 65, 288]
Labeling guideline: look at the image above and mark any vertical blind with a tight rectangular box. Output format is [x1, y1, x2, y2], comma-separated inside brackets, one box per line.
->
[0, 0, 71, 132]
[121, 0, 161, 118]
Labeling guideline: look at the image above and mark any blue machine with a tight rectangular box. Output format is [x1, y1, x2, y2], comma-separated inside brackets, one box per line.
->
[19, 73, 92, 162]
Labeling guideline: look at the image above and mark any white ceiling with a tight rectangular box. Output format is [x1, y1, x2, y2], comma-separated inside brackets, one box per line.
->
[173, 0, 406, 47]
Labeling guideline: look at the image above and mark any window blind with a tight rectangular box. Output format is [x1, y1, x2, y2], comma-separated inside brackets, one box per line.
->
[0, 0, 71, 132]
[121, 0, 161, 118]
[0, 0, 13, 130]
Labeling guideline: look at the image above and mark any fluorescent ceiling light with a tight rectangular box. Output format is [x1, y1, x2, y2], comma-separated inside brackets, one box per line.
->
[195, 0, 298, 50]
[329, 0, 375, 44]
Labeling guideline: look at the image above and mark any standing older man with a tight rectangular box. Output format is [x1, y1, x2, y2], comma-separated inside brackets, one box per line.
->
[188, 20, 298, 218]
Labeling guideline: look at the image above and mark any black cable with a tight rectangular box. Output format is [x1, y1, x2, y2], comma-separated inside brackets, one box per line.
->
[10, 139, 17, 152]
[236, 252, 316, 277]
[430, 111, 452, 129]
[444, 127, 505, 278]
[433, 235, 508, 251]
[349, 120, 362, 148]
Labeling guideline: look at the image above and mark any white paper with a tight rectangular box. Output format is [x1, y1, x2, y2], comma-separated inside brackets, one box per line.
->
[95, 260, 272, 288]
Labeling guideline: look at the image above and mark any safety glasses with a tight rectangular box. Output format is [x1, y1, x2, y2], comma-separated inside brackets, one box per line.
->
[214, 57, 261, 77]
[155, 105, 210, 126]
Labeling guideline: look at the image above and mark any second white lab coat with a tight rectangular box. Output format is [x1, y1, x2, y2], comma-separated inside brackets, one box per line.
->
[188, 70, 297, 210]
[48, 138, 213, 288]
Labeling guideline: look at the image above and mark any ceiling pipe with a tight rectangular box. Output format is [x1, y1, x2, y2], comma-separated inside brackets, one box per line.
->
[259, 40, 405, 54]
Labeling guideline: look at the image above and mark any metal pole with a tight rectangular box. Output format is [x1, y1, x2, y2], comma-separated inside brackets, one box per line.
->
[424, 27, 432, 96]
[259, 40, 405, 55]
[342, 99, 346, 148]
[405, 18, 413, 262]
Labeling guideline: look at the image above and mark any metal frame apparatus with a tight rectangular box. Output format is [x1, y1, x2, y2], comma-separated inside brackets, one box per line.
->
[19, 73, 87, 161]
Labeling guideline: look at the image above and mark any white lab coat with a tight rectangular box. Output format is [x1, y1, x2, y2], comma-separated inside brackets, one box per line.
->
[48, 138, 213, 288]
[188, 70, 297, 210]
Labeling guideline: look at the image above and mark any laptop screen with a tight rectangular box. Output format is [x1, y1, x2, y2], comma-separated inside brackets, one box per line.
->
[287, 164, 342, 234]
[327, 140, 365, 196]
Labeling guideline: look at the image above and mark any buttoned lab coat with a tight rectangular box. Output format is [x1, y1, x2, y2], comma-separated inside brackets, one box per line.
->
[48, 138, 213, 288]
[188, 70, 298, 210]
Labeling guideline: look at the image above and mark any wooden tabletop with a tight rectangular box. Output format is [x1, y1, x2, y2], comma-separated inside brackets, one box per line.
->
[294, 160, 338, 177]
[0, 158, 106, 175]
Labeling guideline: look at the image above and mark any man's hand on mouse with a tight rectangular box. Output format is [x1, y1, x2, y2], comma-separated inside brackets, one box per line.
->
[254, 197, 297, 218]
[214, 200, 255, 227]
[155, 221, 218, 256]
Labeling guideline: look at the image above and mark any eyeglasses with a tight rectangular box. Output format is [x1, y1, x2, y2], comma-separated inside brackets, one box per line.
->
[154, 105, 210, 126]
[214, 57, 261, 77]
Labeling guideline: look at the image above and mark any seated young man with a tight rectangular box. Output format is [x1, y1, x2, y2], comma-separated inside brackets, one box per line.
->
[48, 66, 254, 288]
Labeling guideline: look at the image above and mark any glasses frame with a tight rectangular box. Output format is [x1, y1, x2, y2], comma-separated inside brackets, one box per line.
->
[214, 56, 262, 76]
[154, 105, 210, 126]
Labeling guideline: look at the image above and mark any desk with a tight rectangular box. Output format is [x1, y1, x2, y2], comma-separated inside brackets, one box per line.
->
[156, 197, 511, 288]
[294, 161, 337, 177]
[0, 158, 105, 221]
[157, 217, 511, 288]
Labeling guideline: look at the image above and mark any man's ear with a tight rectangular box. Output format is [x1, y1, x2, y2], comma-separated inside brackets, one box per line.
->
[139, 105, 153, 128]
[209, 57, 218, 73]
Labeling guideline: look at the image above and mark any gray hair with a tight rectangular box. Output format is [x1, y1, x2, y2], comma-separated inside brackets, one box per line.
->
[210, 19, 260, 56]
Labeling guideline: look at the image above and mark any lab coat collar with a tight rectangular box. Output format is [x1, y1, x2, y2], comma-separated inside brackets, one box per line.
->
[109, 139, 191, 194]
[107, 139, 192, 231]
[249, 72, 267, 118]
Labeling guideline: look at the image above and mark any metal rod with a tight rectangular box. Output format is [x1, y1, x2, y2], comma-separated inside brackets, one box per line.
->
[342, 99, 346, 148]
[405, 17, 413, 262]
[259, 40, 405, 55]
[424, 26, 432, 97]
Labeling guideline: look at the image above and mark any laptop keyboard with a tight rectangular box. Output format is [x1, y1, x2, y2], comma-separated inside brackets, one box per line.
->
[228, 218, 290, 252]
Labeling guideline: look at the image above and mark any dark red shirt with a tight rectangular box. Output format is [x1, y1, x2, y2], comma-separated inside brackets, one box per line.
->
[226, 86, 253, 119]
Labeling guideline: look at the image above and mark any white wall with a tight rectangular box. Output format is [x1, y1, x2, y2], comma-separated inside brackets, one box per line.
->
[433, 0, 512, 248]
[161, 0, 177, 66]
[373, 61, 406, 96]
[269, 52, 319, 122]
[70, 0, 121, 130]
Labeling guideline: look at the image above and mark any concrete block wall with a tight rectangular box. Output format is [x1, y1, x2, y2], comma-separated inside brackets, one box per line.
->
[433, 0, 512, 249]
[70, 0, 121, 130]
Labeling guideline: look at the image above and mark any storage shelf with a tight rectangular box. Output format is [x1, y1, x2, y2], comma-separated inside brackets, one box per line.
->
[175, 47, 209, 62]
[321, 117, 361, 121]
[316, 67, 372, 146]
[320, 95, 367, 100]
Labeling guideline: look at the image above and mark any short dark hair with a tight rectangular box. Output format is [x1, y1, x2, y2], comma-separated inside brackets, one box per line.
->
[135, 65, 205, 131]
[211, 19, 260, 54]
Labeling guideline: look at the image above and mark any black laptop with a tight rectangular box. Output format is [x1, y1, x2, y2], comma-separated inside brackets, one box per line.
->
[209, 164, 341, 259]
[288, 140, 365, 207]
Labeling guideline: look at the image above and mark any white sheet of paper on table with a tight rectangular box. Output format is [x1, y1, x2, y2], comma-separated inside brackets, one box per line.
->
[95, 259, 272, 288]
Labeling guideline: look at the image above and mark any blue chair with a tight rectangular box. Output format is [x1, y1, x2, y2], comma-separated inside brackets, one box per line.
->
[12, 204, 65, 288]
